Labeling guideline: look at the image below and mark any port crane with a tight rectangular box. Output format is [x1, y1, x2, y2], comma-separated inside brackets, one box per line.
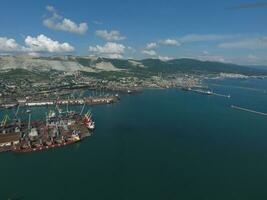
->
[0, 114, 10, 127]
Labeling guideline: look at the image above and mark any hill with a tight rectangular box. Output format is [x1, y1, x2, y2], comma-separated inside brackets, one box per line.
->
[0, 56, 266, 79]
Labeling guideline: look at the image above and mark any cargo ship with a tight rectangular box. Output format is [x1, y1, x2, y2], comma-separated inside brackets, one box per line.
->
[0, 106, 95, 153]
[13, 135, 81, 153]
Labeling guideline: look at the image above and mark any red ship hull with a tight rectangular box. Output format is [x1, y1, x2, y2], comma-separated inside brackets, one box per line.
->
[12, 139, 81, 153]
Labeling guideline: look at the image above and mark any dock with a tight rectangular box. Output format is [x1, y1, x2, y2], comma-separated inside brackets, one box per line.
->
[231, 105, 267, 117]
[0, 96, 120, 109]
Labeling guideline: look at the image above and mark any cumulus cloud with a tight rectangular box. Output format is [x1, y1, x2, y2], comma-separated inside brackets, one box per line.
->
[141, 39, 178, 58]
[46, 5, 56, 12]
[0, 34, 74, 54]
[145, 42, 158, 50]
[159, 39, 180, 46]
[0, 37, 22, 52]
[25, 34, 74, 53]
[89, 42, 125, 58]
[218, 37, 267, 49]
[142, 39, 179, 56]
[141, 50, 157, 56]
[43, 5, 88, 34]
[95, 30, 126, 41]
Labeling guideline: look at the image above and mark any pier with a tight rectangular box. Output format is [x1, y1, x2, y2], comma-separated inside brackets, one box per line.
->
[189, 89, 230, 98]
[0, 96, 120, 109]
[231, 105, 267, 117]
[212, 92, 231, 98]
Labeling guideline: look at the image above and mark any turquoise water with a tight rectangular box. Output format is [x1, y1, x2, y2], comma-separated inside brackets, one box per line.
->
[1, 78, 267, 200]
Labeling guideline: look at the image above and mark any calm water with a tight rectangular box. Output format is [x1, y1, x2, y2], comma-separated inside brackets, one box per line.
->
[1, 78, 267, 200]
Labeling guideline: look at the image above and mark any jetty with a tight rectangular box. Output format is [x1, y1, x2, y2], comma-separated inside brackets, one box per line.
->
[189, 88, 230, 98]
[212, 92, 231, 98]
[231, 105, 267, 117]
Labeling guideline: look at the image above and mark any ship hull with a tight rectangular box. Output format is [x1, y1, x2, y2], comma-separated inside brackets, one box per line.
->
[12, 139, 81, 153]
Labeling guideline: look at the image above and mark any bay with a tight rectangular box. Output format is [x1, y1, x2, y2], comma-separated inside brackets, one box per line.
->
[1, 78, 267, 200]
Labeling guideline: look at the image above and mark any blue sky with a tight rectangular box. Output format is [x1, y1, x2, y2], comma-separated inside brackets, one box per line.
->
[0, 0, 267, 65]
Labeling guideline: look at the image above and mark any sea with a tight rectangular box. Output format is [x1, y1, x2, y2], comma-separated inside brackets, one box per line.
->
[0, 77, 267, 200]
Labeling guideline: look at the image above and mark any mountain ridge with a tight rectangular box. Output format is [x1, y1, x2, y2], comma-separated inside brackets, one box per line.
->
[0, 55, 266, 76]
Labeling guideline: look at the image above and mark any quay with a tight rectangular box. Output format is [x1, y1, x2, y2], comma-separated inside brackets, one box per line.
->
[0, 95, 120, 109]
[56, 96, 119, 106]
[231, 105, 267, 117]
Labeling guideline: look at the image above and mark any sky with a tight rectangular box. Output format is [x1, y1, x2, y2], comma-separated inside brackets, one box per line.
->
[0, 0, 267, 65]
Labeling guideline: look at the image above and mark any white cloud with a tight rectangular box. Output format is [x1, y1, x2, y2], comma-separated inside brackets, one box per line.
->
[142, 39, 179, 54]
[159, 39, 180, 46]
[95, 30, 126, 41]
[145, 42, 158, 50]
[141, 39, 179, 58]
[25, 34, 74, 53]
[0, 34, 74, 54]
[218, 37, 267, 49]
[89, 42, 125, 58]
[158, 56, 174, 61]
[0, 37, 21, 52]
[179, 34, 231, 43]
[46, 5, 56, 12]
[43, 5, 88, 34]
[141, 50, 157, 56]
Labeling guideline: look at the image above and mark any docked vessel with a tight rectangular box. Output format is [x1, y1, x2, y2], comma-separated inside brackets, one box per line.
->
[0, 106, 95, 153]
[13, 135, 81, 153]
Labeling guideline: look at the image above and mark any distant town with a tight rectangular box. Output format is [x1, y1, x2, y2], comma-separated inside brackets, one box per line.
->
[0, 56, 266, 108]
